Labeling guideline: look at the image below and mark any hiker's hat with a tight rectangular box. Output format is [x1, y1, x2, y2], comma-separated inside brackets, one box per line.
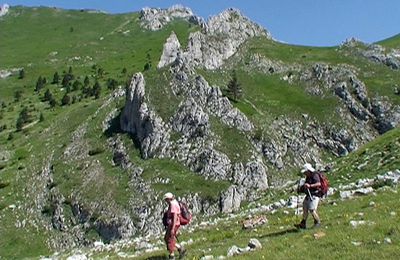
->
[301, 163, 315, 173]
[163, 192, 174, 200]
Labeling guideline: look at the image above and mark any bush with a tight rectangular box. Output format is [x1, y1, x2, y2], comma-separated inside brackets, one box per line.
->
[88, 147, 105, 156]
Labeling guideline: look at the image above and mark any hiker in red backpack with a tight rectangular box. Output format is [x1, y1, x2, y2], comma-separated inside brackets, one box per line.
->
[163, 192, 186, 260]
[295, 163, 322, 229]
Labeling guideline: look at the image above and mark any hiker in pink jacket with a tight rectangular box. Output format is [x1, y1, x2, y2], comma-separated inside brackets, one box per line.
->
[163, 192, 186, 259]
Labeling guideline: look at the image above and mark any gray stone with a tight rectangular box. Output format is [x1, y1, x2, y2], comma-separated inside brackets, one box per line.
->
[120, 73, 171, 159]
[157, 32, 181, 68]
[248, 238, 262, 249]
[140, 5, 201, 31]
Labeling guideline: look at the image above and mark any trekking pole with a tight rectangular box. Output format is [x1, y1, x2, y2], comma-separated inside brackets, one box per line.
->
[296, 179, 301, 216]
[306, 188, 313, 201]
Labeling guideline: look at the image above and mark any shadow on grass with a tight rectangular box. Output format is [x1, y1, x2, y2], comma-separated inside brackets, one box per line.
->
[259, 228, 299, 238]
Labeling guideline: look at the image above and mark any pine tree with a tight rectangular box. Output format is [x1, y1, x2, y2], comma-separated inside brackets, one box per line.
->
[52, 72, 60, 84]
[44, 89, 53, 102]
[84, 76, 90, 87]
[35, 76, 45, 92]
[93, 81, 101, 99]
[226, 70, 242, 102]
[72, 80, 81, 91]
[39, 112, 45, 122]
[49, 97, 57, 108]
[14, 90, 23, 102]
[61, 93, 71, 106]
[16, 107, 31, 131]
[18, 69, 25, 79]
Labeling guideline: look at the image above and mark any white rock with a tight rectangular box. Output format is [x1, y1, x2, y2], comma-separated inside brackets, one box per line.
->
[66, 254, 87, 260]
[94, 241, 104, 247]
[354, 187, 374, 195]
[384, 237, 392, 244]
[248, 238, 262, 249]
[0, 4, 9, 17]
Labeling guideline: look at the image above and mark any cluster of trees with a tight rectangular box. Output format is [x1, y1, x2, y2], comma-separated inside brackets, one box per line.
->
[35, 66, 111, 107]
[6, 65, 130, 134]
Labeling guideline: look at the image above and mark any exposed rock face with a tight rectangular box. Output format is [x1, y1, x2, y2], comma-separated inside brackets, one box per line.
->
[301, 63, 399, 134]
[233, 160, 269, 192]
[371, 98, 400, 134]
[140, 5, 204, 31]
[157, 8, 271, 70]
[120, 73, 171, 159]
[95, 215, 135, 241]
[341, 39, 400, 70]
[157, 32, 181, 68]
[172, 97, 210, 138]
[0, 4, 9, 17]
[220, 185, 244, 213]
[185, 9, 270, 69]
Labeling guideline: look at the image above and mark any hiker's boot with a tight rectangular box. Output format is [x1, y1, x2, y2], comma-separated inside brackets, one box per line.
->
[178, 246, 187, 259]
[313, 220, 321, 228]
[294, 219, 306, 229]
[168, 255, 176, 260]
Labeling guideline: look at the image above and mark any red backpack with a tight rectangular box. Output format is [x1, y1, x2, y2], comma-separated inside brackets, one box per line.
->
[317, 172, 330, 198]
[179, 201, 192, 225]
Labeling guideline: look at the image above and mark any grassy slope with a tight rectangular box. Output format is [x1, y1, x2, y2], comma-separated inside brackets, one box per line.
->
[0, 6, 400, 258]
[128, 128, 400, 259]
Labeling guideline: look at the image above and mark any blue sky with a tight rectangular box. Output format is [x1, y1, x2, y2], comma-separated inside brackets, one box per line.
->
[3, 0, 400, 46]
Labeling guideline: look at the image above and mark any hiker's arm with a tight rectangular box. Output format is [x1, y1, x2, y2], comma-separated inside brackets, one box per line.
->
[305, 182, 321, 188]
[170, 213, 179, 234]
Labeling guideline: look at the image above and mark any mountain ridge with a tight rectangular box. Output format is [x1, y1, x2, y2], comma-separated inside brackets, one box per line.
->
[0, 5, 399, 258]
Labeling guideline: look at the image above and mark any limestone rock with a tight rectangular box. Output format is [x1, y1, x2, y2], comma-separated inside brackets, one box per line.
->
[220, 185, 244, 213]
[95, 215, 136, 241]
[172, 97, 210, 138]
[157, 32, 181, 68]
[120, 73, 170, 159]
[140, 5, 203, 31]
[232, 160, 269, 191]
[248, 238, 262, 249]
[0, 4, 9, 17]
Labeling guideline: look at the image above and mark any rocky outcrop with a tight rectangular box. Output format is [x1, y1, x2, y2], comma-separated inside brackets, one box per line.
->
[371, 98, 400, 134]
[120, 73, 171, 159]
[0, 4, 9, 17]
[300, 63, 400, 134]
[157, 32, 181, 68]
[184, 9, 269, 70]
[341, 39, 400, 70]
[232, 160, 269, 192]
[95, 215, 136, 241]
[140, 5, 204, 31]
[157, 8, 271, 70]
[220, 185, 245, 213]
[172, 97, 210, 138]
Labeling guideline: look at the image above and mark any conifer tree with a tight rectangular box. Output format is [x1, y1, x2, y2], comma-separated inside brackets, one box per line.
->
[226, 70, 242, 102]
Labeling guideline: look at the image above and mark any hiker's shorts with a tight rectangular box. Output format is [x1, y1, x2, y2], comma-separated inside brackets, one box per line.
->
[164, 225, 180, 253]
[303, 196, 320, 211]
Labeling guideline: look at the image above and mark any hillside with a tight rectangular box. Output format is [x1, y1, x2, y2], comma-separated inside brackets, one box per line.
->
[0, 5, 399, 259]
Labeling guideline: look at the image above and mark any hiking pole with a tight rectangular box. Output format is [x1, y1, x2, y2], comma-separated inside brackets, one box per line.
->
[296, 179, 301, 216]
[306, 188, 313, 201]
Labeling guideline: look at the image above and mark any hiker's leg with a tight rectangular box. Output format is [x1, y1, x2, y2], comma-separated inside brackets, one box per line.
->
[165, 229, 177, 256]
[302, 198, 309, 221]
[311, 210, 320, 223]
[294, 197, 308, 228]
[309, 197, 320, 224]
